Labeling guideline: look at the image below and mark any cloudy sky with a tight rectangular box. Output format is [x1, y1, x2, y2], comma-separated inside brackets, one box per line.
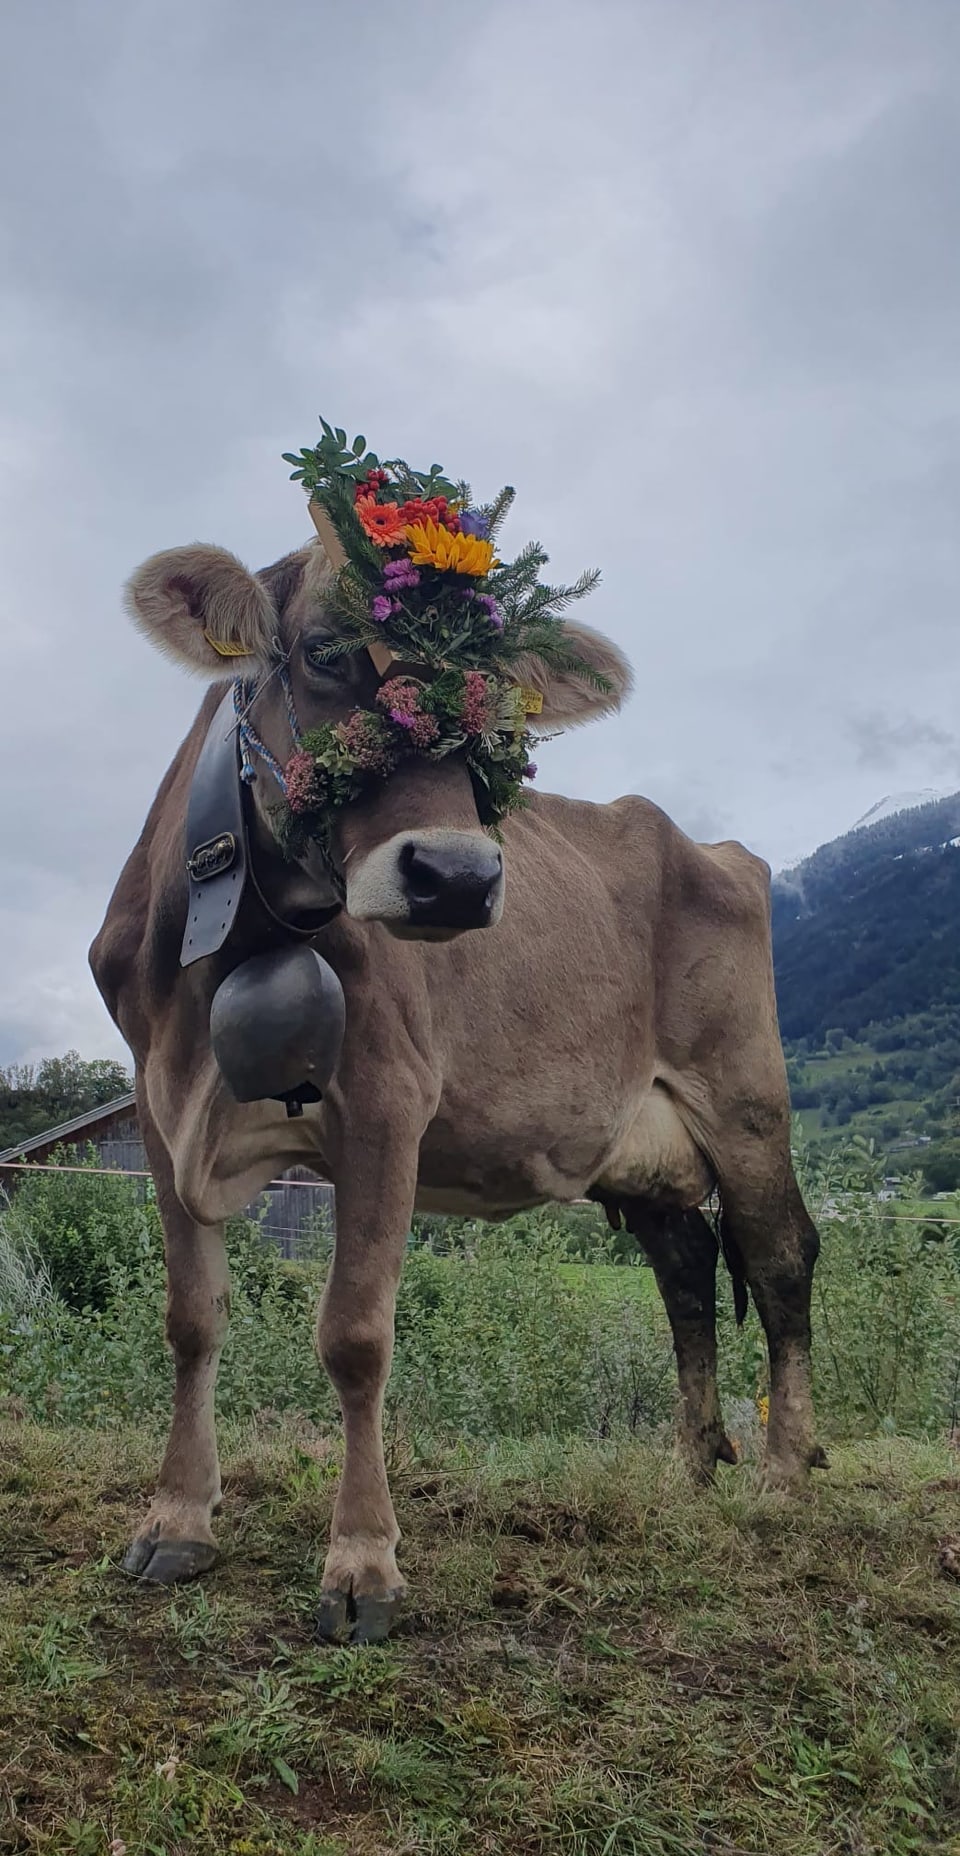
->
[2, 0, 959, 1064]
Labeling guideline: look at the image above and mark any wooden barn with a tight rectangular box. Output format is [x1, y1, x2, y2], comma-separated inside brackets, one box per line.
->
[0, 1093, 336, 1259]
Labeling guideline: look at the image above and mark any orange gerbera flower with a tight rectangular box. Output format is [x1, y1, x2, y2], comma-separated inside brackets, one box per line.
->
[357, 500, 408, 548]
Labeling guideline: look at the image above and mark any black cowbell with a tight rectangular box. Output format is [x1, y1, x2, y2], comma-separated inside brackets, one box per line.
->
[209, 946, 346, 1116]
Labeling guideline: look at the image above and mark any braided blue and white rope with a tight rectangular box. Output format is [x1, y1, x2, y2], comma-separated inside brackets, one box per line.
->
[233, 670, 301, 794]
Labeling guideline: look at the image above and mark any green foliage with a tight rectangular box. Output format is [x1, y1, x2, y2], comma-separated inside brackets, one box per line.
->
[0, 1049, 132, 1152]
[1, 1151, 159, 1311]
[2, 1142, 959, 1444]
[803, 1141, 960, 1436]
[714, 1135, 960, 1439]
[921, 1139, 960, 1193]
[390, 1222, 675, 1440]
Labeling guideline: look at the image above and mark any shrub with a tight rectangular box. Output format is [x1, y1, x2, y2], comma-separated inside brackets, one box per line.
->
[718, 1136, 960, 1439]
[2, 1139, 959, 1445]
[390, 1220, 675, 1439]
[1, 1153, 160, 1311]
[0, 1203, 55, 1319]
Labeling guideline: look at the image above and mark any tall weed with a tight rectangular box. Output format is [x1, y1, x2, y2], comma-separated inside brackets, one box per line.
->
[2, 1140, 959, 1442]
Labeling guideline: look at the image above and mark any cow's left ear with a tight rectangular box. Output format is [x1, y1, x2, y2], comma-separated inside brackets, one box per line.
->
[124, 544, 277, 677]
[514, 622, 633, 729]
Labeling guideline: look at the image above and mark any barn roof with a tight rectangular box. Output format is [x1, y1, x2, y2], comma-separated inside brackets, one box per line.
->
[0, 1091, 138, 1165]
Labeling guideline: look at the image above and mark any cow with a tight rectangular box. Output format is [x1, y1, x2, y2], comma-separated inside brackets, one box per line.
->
[90, 535, 823, 1643]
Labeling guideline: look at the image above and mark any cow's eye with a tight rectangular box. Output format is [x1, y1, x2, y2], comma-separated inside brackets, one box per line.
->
[303, 638, 343, 675]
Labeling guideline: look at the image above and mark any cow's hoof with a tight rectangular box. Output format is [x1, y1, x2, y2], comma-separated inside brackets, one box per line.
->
[315, 1586, 404, 1645]
[684, 1430, 740, 1486]
[123, 1533, 218, 1583]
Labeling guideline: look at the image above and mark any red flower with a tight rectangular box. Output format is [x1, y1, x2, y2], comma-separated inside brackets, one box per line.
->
[399, 496, 460, 533]
[354, 468, 389, 505]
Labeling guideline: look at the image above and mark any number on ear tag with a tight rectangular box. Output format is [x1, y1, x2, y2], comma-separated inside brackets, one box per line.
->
[204, 632, 250, 657]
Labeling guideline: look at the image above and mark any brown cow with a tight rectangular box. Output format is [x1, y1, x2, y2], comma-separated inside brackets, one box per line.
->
[90, 537, 823, 1642]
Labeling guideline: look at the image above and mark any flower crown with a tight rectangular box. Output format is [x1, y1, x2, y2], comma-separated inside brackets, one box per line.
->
[275, 418, 605, 852]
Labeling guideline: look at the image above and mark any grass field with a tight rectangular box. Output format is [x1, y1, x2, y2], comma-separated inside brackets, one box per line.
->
[2, 1420, 960, 1856]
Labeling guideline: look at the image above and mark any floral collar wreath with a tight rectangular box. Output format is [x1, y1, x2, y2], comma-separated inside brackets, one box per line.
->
[273, 418, 606, 855]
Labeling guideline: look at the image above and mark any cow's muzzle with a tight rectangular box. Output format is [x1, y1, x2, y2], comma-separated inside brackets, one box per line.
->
[400, 839, 503, 931]
[345, 828, 506, 936]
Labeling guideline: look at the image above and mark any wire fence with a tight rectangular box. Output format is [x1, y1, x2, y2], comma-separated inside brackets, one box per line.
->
[0, 1157, 336, 1261]
[2, 1157, 960, 1228]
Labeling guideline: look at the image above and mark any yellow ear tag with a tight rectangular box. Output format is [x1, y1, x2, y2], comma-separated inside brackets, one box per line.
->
[204, 632, 250, 658]
[518, 685, 544, 715]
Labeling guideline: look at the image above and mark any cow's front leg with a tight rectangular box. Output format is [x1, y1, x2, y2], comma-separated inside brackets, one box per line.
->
[125, 1118, 229, 1581]
[315, 1134, 417, 1645]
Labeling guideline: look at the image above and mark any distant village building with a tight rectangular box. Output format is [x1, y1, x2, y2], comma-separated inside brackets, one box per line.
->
[0, 1093, 335, 1259]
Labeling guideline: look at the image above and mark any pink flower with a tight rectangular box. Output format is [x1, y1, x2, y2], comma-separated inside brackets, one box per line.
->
[336, 710, 393, 773]
[377, 678, 422, 722]
[409, 711, 440, 748]
[371, 595, 392, 622]
[460, 670, 491, 735]
[284, 750, 318, 814]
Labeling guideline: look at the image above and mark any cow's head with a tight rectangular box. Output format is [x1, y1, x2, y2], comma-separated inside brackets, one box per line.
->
[126, 541, 631, 938]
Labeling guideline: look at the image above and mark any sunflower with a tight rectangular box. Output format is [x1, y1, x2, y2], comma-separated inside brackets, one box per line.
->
[405, 517, 497, 576]
[357, 500, 408, 548]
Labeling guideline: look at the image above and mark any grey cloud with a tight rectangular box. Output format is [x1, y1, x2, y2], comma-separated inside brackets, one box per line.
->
[1, 0, 959, 1061]
[847, 712, 960, 775]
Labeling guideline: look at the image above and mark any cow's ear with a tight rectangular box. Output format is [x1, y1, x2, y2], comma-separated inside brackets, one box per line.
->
[124, 544, 277, 677]
[513, 622, 633, 729]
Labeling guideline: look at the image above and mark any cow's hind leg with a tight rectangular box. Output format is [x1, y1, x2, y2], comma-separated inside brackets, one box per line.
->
[716, 1154, 825, 1488]
[624, 1202, 738, 1483]
[124, 1106, 230, 1582]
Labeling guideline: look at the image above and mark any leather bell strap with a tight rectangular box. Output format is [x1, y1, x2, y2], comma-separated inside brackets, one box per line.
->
[180, 688, 248, 967]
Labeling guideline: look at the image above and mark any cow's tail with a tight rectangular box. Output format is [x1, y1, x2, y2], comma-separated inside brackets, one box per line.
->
[714, 1198, 749, 1327]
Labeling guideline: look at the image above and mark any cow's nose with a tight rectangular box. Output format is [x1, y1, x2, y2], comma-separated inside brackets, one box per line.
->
[399, 839, 503, 930]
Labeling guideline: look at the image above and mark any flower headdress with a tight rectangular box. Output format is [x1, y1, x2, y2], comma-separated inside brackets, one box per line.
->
[275, 418, 605, 853]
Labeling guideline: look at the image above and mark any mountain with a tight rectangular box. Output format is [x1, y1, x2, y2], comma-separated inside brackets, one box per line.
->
[771, 791, 960, 1178]
[851, 789, 953, 832]
[773, 790, 960, 1041]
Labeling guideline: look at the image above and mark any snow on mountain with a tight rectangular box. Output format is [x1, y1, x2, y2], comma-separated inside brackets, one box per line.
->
[852, 789, 953, 832]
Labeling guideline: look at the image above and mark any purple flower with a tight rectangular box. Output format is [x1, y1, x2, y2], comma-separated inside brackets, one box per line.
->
[390, 708, 416, 729]
[383, 560, 420, 588]
[459, 586, 504, 630]
[371, 595, 392, 622]
[477, 592, 504, 630]
[523, 762, 538, 780]
[460, 509, 490, 539]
